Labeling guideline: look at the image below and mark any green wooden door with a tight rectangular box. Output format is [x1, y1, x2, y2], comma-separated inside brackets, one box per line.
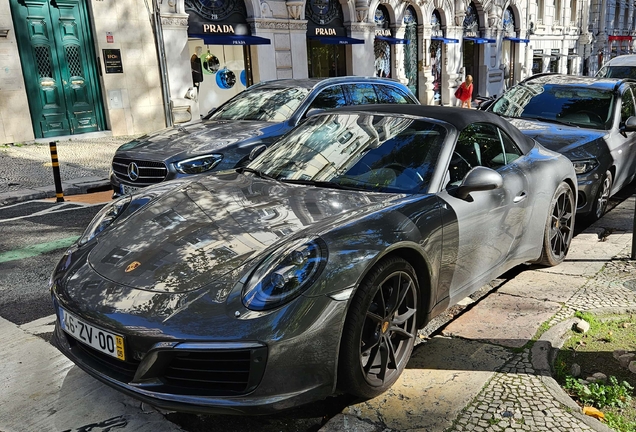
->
[10, 0, 104, 138]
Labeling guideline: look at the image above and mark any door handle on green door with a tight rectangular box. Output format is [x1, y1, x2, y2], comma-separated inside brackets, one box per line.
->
[71, 79, 84, 86]
[41, 79, 55, 87]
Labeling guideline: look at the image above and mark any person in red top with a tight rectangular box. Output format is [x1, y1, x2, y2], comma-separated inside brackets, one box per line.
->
[457, 75, 474, 108]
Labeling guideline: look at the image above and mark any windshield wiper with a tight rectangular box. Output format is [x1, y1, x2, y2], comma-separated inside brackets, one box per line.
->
[236, 166, 277, 181]
[516, 115, 580, 128]
[279, 178, 358, 190]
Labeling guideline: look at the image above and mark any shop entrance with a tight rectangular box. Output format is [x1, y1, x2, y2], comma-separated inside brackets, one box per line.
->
[307, 42, 346, 78]
[10, 0, 105, 138]
[462, 40, 480, 96]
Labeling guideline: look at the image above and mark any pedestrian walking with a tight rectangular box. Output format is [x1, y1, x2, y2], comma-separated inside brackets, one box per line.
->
[455, 75, 474, 108]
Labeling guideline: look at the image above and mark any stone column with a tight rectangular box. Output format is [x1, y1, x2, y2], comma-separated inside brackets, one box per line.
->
[348, 22, 376, 76]
[445, 25, 463, 106]
[160, 13, 199, 122]
[250, 19, 283, 82]
[420, 26, 436, 105]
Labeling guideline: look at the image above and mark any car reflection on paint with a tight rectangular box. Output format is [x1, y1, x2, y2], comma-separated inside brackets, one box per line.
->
[51, 105, 576, 415]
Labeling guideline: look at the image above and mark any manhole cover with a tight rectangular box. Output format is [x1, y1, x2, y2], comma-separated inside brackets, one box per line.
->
[623, 279, 636, 291]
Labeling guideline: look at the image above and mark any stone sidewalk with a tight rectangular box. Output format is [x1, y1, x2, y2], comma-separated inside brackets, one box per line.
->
[0, 134, 135, 206]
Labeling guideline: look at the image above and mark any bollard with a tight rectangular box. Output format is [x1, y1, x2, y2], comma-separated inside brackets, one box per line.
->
[632, 194, 636, 259]
[49, 141, 65, 203]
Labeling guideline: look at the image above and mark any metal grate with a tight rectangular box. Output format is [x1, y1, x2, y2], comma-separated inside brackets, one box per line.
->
[65, 45, 83, 77]
[112, 157, 168, 186]
[34, 46, 52, 78]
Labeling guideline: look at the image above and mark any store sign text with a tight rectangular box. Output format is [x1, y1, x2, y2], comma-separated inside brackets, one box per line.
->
[314, 28, 337, 36]
[203, 24, 235, 34]
[375, 29, 391, 36]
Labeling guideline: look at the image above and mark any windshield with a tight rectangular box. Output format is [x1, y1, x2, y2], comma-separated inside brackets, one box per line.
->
[246, 113, 447, 193]
[208, 86, 310, 122]
[597, 65, 636, 79]
[490, 83, 615, 129]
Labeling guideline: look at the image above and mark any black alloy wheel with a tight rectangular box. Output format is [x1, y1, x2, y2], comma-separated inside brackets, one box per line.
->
[591, 170, 613, 221]
[338, 257, 418, 399]
[538, 182, 574, 266]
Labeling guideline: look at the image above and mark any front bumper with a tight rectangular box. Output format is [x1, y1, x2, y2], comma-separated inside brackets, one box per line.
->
[51, 293, 347, 415]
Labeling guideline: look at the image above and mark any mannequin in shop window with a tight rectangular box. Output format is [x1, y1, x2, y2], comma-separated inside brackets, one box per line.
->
[191, 46, 204, 90]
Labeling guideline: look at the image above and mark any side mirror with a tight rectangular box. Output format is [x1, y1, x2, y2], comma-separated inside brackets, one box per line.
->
[622, 116, 636, 132]
[249, 144, 267, 161]
[456, 166, 503, 200]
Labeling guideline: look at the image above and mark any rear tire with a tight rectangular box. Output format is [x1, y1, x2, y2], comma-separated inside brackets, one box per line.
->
[337, 257, 418, 399]
[538, 182, 574, 266]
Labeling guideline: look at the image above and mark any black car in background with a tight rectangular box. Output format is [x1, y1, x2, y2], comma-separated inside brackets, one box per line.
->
[110, 77, 418, 197]
[488, 74, 636, 219]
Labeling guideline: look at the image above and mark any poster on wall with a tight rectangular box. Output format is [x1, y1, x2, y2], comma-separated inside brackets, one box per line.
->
[103, 49, 123, 74]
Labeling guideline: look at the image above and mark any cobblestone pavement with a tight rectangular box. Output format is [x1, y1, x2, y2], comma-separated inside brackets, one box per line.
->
[446, 253, 636, 432]
[0, 135, 137, 194]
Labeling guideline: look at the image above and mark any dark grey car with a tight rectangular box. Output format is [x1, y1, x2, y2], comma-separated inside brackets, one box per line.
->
[52, 105, 576, 415]
[489, 74, 636, 219]
[110, 77, 418, 197]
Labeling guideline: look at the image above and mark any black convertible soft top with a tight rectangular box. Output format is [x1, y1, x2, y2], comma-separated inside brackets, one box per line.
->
[330, 104, 536, 155]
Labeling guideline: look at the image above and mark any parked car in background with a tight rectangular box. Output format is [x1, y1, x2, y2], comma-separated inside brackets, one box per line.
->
[52, 105, 576, 414]
[109, 77, 418, 197]
[488, 74, 636, 220]
[596, 55, 636, 79]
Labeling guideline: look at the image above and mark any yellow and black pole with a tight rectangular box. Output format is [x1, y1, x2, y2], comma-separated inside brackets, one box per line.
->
[49, 141, 65, 203]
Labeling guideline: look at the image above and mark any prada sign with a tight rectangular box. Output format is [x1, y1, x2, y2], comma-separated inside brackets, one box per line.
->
[375, 29, 391, 36]
[203, 24, 235, 33]
[314, 27, 337, 36]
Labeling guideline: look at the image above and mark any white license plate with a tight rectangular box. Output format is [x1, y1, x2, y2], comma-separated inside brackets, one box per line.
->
[121, 184, 139, 195]
[59, 307, 126, 361]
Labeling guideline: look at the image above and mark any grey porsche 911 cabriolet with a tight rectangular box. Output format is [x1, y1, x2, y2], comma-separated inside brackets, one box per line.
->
[51, 105, 576, 415]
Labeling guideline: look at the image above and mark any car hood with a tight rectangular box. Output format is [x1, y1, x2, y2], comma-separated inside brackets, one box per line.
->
[114, 120, 284, 161]
[88, 172, 401, 294]
[508, 118, 607, 156]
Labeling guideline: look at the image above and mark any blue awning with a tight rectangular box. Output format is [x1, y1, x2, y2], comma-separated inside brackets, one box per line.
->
[189, 34, 271, 46]
[375, 36, 410, 45]
[464, 37, 496, 44]
[431, 36, 459, 44]
[504, 36, 530, 44]
[308, 36, 365, 45]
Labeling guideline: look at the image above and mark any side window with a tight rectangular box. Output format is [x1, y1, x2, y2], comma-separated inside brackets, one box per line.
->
[621, 88, 635, 123]
[448, 123, 506, 185]
[308, 86, 347, 111]
[345, 84, 378, 105]
[374, 85, 413, 104]
[494, 129, 523, 167]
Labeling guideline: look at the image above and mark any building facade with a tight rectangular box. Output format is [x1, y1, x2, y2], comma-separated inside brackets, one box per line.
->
[1, 0, 633, 145]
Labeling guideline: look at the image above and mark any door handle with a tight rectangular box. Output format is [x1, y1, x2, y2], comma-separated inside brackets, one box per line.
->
[63, 80, 67, 85]
[513, 191, 527, 203]
[71, 79, 84, 86]
[40, 79, 55, 87]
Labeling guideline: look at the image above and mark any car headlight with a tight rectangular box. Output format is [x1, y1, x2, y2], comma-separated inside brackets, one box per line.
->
[572, 158, 599, 175]
[175, 154, 223, 174]
[242, 238, 328, 311]
[78, 196, 131, 245]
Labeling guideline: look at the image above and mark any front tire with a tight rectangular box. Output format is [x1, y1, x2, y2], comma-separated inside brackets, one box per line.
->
[338, 257, 418, 399]
[538, 182, 574, 266]
[589, 170, 613, 221]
